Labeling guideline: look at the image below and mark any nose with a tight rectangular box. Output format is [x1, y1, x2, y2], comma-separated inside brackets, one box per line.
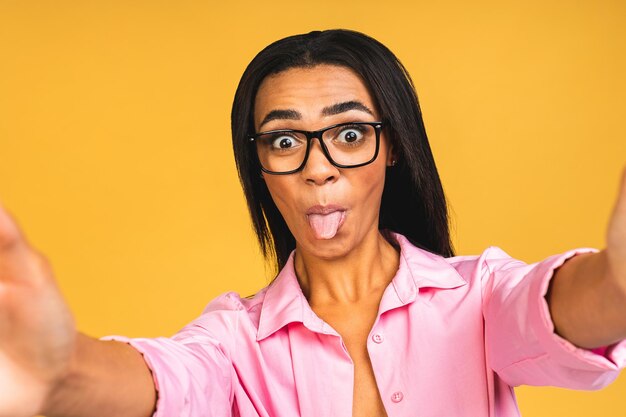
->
[301, 137, 339, 185]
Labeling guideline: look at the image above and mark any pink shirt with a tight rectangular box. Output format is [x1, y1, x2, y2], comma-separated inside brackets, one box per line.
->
[106, 233, 626, 417]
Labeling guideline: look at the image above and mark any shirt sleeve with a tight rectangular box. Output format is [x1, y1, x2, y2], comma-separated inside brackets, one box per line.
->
[481, 247, 626, 389]
[101, 323, 234, 417]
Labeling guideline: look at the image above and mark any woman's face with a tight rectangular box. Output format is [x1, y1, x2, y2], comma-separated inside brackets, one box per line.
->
[254, 64, 394, 260]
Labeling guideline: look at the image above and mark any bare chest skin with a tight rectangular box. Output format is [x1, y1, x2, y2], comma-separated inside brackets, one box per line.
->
[313, 298, 389, 417]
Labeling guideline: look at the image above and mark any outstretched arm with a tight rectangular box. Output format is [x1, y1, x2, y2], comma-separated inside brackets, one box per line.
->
[43, 334, 157, 417]
[0, 203, 156, 417]
[547, 166, 626, 349]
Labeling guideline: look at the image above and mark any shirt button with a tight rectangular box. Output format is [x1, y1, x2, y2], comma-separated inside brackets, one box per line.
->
[391, 391, 404, 403]
[372, 333, 384, 344]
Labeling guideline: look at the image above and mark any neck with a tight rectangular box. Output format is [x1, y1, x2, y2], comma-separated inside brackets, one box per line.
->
[294, 229, 400, 308]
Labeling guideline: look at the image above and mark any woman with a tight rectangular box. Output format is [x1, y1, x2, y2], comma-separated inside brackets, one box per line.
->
[1, 29, 625, 417]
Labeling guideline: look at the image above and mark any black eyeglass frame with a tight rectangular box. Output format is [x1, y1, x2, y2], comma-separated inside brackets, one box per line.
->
[248, 121, 384, 175]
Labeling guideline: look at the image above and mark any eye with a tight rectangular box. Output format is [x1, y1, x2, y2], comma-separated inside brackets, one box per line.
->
[336, 126, 365, 143]
[272, 135, 295, 149]
[266, 133, 305, 151]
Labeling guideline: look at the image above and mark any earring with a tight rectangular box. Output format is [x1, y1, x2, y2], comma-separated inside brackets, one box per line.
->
[390, 159, 397, 167]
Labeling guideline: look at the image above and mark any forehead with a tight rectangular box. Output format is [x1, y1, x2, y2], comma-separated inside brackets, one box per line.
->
[253, 65, 377, 128]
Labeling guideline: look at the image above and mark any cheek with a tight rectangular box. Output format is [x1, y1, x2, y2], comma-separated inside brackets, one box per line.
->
[263, 177, 300, 222]
[344, 165, 387, 226]
[359, 161, 387, 200]
[365, 178, 386, 212]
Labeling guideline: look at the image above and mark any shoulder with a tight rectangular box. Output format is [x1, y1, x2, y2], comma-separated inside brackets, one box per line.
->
[445, 246, 525, 279]
[446, 246, 598, 284]
[195, 287, 269, 327]
[202, 289, 267, 315]
[172, 287, 270, 348]
[397, 233, 518, 286]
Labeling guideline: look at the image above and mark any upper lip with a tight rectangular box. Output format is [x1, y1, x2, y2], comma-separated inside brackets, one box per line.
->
[305, 204, 347, 215]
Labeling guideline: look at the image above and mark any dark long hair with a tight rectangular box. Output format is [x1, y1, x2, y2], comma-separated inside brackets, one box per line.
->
[231, 29, 454, 273]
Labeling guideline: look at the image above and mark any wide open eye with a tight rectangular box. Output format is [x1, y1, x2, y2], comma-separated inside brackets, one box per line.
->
[333, 125, 368, 146]
[272, 135, 295, 149]
[340, 129, 361, 143]
[262, 132, 305, 151]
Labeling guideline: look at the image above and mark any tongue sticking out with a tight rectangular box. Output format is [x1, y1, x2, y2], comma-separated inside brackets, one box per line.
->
[307, 211, 344, 240]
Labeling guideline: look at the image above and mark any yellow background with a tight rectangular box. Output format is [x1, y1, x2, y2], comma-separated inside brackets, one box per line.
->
[1, 0, 625, 415]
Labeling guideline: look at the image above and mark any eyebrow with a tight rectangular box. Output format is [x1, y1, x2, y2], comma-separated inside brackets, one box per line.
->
[322, 100, 374, 117]
[258, 100, 375, 129]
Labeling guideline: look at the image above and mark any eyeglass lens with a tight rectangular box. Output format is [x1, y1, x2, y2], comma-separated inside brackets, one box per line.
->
[255, 123, 377, 173]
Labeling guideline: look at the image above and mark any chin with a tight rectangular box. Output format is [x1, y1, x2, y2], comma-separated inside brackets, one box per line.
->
[299, 231, 354, 260]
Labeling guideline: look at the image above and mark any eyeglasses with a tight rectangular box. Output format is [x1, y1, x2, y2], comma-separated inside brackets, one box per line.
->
[249, 121, 383, 175]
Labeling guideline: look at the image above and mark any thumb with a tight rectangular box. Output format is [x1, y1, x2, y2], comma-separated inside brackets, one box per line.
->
[0, 203, 54, 292]
[614, 165, 626, 214]
[607, 165, 626, 250]
[0, 202, 25, 251]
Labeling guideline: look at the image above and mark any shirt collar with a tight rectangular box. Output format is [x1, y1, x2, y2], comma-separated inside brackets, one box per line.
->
[256, 253, 331, 341]
[256, 232, 467, 342]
